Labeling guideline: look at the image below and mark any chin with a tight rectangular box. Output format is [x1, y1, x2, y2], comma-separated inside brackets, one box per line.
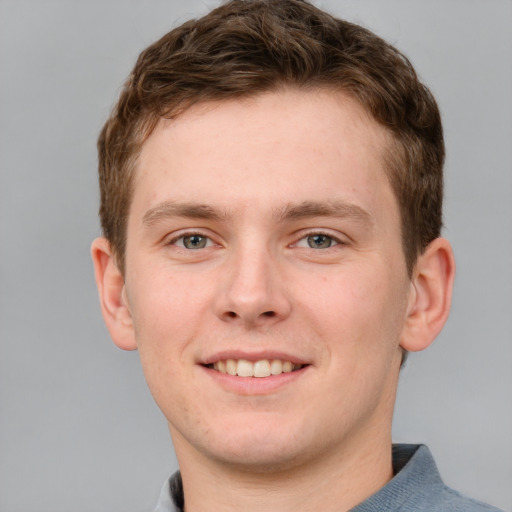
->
[198, 420, 325, 474]
[209, 443, 308, 474]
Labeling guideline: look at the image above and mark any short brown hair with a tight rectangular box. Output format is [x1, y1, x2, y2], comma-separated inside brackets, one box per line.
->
[98, 0, 444, 276]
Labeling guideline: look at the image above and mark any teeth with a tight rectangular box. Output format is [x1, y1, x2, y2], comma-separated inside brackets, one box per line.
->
[282, 361, 293, 373]
[226, 359, 237, 376]
[270, 359, 282, 375]
[216, 360, 226, 374]
[253, 360, 271, 378]
[212, 359, 303, 378]
[236, 359, 253, 377]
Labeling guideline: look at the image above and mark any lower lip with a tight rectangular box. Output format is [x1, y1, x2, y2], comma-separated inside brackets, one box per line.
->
[200, 365, 309, 395]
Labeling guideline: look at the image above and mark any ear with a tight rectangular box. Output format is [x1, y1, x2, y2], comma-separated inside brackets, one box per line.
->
[91, 237, 137, 351]
[400, 237, 455, 352]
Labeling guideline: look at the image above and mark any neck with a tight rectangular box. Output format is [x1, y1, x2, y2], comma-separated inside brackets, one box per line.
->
[173, 421, 394, 512]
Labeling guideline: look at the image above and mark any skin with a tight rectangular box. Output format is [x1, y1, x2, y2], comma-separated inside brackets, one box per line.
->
[92, 88, 455, 511]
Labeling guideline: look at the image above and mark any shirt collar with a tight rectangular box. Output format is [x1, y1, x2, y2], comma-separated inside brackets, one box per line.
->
[350, 444, 442, 511]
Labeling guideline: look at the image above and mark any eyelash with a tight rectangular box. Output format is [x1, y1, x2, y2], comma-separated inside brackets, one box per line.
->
[292, 231, 344, 250]
[167, 230, 345, 251]
[168, 231, 217, 250]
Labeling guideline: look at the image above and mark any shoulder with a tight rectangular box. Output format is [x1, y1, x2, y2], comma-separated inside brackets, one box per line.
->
[393, 445, 504, 512]
[402, 484, 504, 512]
[351, 445, 504, 512]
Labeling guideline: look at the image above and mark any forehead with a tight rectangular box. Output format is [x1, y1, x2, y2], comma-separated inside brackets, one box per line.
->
[132, 88, 395, 222]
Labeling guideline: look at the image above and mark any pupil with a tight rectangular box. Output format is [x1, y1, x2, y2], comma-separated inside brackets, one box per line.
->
[184, 235, 206, 249]
[308, 234, 331, 249]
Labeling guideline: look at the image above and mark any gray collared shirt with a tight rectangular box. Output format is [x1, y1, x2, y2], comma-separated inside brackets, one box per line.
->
[154, 444, 503, 511]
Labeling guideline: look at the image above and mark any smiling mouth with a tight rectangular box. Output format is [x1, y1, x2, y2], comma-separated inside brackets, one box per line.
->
[205, 359, 306, 378]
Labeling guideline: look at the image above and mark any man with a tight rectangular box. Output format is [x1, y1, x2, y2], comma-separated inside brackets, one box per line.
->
[91, 1, 502, 510]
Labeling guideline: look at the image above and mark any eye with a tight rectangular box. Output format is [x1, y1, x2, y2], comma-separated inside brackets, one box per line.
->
[173, 234, 213, 249]
[296, 233, 340, 249]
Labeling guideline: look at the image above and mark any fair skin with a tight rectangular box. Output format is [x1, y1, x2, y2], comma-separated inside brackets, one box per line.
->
[92, 88, 454, 512]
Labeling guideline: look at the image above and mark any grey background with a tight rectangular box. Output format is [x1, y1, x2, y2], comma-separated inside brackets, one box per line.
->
[1, 0, 511, 511]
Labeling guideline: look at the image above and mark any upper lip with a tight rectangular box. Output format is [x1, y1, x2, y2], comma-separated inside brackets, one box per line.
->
[199, 350, 310, 366]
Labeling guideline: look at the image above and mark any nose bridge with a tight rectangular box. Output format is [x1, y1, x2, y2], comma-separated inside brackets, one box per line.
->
[215, 237, 290, 324]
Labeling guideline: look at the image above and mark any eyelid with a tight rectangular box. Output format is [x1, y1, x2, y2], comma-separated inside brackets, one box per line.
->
[163, 228, 348, 249]
[292, 229, 348, 248]
[166, 229, 218, 248]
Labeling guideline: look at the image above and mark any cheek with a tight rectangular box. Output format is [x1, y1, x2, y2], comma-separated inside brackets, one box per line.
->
[125, 267, 213, 374]
[128, 273, 204, 415]
[302, 265, 379, 322]
[299, 263, 407, 358]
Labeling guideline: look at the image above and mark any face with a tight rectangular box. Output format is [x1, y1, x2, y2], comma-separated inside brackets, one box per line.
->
[122, 89, 412, 471]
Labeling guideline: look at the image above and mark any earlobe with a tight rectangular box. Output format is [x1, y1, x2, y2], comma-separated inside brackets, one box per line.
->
[91, 237, 138, 351]
[400, 238, 455, 352]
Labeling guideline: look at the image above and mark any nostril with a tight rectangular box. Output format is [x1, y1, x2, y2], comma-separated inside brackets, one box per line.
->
[222, 310, 277, 321]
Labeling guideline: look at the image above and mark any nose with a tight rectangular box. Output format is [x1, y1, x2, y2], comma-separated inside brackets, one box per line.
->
[213, 244, 292, 327]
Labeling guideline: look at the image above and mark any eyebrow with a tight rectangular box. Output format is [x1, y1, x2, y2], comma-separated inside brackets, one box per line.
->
[142, 201, 229, 226]
[275, 200, 374, 225]
[142, 199, 373, 227]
